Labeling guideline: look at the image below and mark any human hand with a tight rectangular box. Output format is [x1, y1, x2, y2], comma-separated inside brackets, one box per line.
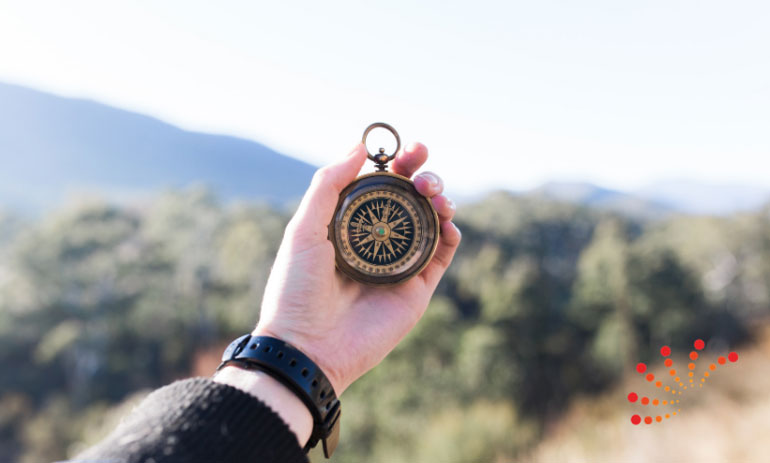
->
[253, 142, 461, 395]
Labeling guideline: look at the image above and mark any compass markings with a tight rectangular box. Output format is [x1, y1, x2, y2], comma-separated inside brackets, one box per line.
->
[348, 197, 414, 265]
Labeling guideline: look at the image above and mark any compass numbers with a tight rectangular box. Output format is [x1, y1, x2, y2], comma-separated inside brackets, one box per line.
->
[348, 198, 413, 264]
[338, 189, 423, 276]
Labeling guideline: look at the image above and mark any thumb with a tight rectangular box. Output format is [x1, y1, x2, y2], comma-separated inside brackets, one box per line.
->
[288, 143, 367, 243]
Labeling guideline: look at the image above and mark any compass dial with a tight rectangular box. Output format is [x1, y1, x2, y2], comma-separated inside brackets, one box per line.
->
[330, 173, 439, 286]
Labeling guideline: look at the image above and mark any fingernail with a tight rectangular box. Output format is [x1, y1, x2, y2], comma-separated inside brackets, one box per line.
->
[423, 172, 438, 186]
[405, 142, 419, 153]
[452, 222, 462, 238]
[447, 198, 456, 211]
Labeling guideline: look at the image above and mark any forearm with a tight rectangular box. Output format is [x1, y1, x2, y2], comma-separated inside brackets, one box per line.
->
[72, 377, 308, 463]
[213, 365, 314, 446]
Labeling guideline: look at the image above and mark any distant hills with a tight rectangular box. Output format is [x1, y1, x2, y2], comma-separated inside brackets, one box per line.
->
[1, 82, 768, 216]
[534, 181, 770, 219]
[0, 82, 316, 210]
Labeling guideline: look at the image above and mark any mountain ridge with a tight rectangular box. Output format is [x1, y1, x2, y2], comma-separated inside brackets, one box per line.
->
[0, 82, 317, 210]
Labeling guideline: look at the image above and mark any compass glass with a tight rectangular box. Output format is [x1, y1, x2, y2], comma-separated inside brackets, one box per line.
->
[331, 173, 438, 285]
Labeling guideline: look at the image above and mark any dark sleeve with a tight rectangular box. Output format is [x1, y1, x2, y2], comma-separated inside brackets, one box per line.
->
[70, 377, 309, 463]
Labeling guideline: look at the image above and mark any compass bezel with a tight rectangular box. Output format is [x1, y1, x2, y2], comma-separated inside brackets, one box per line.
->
[329, 172, 440, 286]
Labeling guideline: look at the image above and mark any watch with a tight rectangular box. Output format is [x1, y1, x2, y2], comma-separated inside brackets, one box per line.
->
[218, 334, 341, 458]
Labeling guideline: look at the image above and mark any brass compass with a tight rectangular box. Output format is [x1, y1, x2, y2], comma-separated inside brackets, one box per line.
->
[329, 123, 440, 286]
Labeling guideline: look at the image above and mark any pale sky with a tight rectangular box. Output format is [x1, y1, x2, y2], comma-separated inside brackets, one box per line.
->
[1, 0, 768, 196]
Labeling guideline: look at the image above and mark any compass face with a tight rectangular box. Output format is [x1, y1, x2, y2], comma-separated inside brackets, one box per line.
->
[330, 173, 439, 285]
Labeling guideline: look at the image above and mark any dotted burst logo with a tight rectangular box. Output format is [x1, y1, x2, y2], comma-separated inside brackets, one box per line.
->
[627, 339, 739, 425]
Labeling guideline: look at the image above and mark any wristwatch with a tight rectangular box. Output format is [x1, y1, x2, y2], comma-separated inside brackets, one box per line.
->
[217, 334, 342, 458]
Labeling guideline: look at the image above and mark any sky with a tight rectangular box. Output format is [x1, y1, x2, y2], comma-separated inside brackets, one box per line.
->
[1, 0, 769, 196]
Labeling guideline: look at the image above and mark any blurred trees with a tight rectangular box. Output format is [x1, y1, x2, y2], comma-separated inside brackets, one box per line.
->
[0, 189, 764, 462]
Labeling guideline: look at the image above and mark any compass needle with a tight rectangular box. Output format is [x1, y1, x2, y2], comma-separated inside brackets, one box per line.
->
[389, 230, 409, 241]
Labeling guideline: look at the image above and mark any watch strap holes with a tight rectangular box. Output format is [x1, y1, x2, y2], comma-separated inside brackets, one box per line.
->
[263, 346, 272, 353]
[250, 343, 257, 350]
[320, 390, 327, 399]
[301, 368, 309, 377]
[289, 359, 297, 367]
[311, 379, 318, 388]
[277, 351, 284, 359]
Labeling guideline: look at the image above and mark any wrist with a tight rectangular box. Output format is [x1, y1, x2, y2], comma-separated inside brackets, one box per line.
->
[251, 324, 346, 394]
[214, 365, 313, 446]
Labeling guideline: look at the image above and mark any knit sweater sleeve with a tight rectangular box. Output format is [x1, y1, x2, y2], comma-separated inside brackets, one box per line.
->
[70, 377, 309, 463]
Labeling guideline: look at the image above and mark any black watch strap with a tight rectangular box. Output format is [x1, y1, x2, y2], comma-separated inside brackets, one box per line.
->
[217, 334, 341, 458]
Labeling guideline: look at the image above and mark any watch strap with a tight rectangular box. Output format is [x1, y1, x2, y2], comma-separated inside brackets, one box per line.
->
[218, 334, 341, 458]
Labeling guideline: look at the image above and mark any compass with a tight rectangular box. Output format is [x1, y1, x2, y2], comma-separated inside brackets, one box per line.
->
[329, 123, 440, 286]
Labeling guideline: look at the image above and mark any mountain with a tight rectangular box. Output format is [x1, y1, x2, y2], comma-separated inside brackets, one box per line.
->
[0, 82, 316, 209]
[532, 181, 770, 218]
[532, 181, 674, 220]
[635, 180, 770, 216]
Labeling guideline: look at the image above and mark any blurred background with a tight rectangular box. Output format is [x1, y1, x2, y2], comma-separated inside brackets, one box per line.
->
[1, 1, 769, 462]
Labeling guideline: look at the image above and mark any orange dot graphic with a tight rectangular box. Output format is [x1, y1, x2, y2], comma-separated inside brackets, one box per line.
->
[718, 356, 726, 365]
[646, 373, 655, 382]
[631, 414, 641, 425]
[688, 363, 695, 370]
[628, 392, 638, 403]
[710, 364, 716, 371]
[694, 339, 705, 350]
[662, 400, 668, 405]
[656, 416, 662, 422]
[676, 400, 679, 403]
[665, 358, 673, 367]
[645, 416, 653, 424]
[704, 371, 710, 377]
[641, 397, 649, 405]
[665, 413, 670, 418]
[655, 381, 662, 388]
[689, 372, 694, 377]
[660, 346, 671, 357]
[690, 351, 698, 361]
[675, 376, 681, 382]
[670, 369, 676, 376]
[701, 378, 705, 382]
[653, 399, 659, 406]
[728, 352, 739, 362]
[665, 386, 671, 391]
[636, 363, 647, 373]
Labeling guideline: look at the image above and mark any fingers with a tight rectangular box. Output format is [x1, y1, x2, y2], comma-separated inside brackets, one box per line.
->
[421, 220, 462, 289]
[391, 142, 428, 178]
[430, 194, 456, 222]
[287, 144, 367, 243]
[414, 171, 444, 198]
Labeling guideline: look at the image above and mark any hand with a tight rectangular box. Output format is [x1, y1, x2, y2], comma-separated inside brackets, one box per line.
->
[253, 142, 461, 395]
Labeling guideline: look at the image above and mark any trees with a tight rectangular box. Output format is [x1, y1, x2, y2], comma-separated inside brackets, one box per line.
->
[0, 190, 760, 462]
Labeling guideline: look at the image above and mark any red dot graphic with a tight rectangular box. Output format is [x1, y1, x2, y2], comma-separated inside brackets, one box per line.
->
[660, 346, 671, 357]
[664, 358, 673, 367]
[631, 414, 642, 425]
[641, 397, 649, 405]
[690, 351, 699, 361]
[628, 392, 638, 403]
[646, 373, 655, 382]
[644, 416, 653, 424]
[694, 339, 705, 350]
[636, 363, 647, 373]
[728, 352, 739, 363]
[718, 356, 726, 365]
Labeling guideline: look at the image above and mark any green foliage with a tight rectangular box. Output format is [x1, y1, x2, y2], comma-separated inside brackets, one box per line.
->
[0, 189, 763, 462]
